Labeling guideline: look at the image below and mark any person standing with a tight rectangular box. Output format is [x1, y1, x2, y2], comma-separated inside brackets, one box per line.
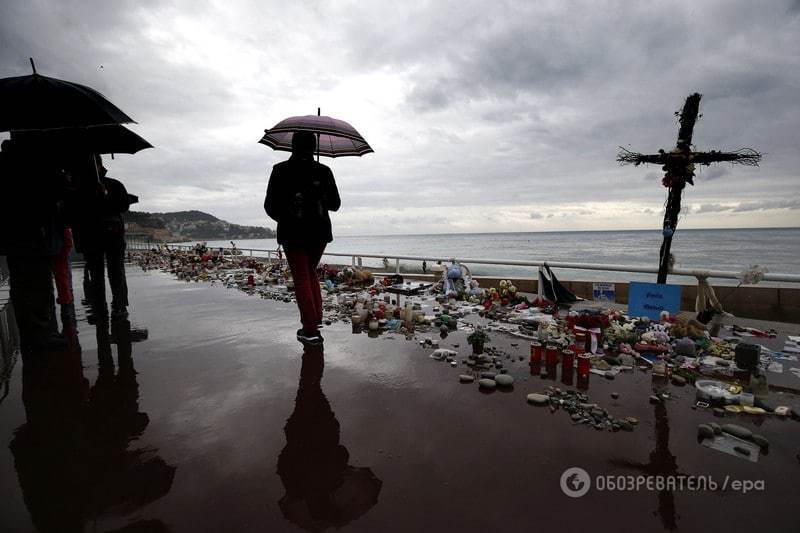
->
[0, 139, 66, 350]
[264, 131, 341, 344]
[73, 154, 131, 320]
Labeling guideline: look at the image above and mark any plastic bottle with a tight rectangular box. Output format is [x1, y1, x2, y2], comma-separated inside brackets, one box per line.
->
[404, 303, 414, 329]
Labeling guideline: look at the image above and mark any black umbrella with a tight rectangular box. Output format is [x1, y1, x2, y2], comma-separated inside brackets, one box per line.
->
[0, 59, 134, 132]
[12, 124, 153, 155]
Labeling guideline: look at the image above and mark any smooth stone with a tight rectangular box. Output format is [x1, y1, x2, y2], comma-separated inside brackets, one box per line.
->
[611, 392, 620, 400]
[604, 371, 615, 380]
[495, 374, 514, 387]
[624, 417, 639, 425]
[722, 423, 753, 440]
[478, 378, 497, 389]
[752, 434, 770, 449]
[571, 413, 582, 421]
[649, 395, 661, 405]
[450, 361, 458, 367]
[734, 446, 751, 456]
[618, 421, 634, 432]
[713, 407, 726, 417]
[671, 375, 687, 386]
[480, 371, 498, 380]
[527, 393, 550, 405]
[709, 422, 722, 435]
[697, 424, 714, 439]
[459, 374, 475, 383]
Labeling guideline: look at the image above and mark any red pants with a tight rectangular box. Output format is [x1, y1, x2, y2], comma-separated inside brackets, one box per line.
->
[51, 227, 74, 305]
[285, 244, 325, 331]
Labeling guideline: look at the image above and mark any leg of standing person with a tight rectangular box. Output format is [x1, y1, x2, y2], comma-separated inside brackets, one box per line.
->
[84, 251, 107, 316]
[306, 243, 326, 326]
[106, 243, 129, 317]
[7, 255, 63, 350]
[51, 228, 74, 305]
[285, 247, 320, 339]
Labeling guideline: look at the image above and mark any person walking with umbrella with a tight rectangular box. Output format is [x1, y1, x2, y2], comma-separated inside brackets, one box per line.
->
[265, 132, 341, 344]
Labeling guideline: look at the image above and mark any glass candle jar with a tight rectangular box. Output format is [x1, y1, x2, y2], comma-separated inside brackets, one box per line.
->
[545, 345, 559, 366]
[530, 342, 543, 363]
[577, 353, 591, 377]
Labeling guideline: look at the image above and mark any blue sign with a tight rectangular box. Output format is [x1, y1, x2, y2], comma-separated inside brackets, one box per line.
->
[628, 282, 682, 320]
[593, 282, 616, 302]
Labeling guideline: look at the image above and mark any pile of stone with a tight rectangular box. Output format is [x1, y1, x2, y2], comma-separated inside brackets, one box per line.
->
[527, 386, 638, 432]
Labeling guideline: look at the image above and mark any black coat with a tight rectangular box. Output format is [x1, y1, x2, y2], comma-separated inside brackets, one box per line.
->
[72, 176, 130, 253]
[264, 156, 341, 248]
[0, 151, 64, 257]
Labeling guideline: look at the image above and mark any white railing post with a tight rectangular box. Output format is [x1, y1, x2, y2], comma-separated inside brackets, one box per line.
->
[395, 258, 400, 275]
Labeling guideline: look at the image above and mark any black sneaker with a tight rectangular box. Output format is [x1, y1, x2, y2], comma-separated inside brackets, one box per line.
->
[297, 329, 323, 345]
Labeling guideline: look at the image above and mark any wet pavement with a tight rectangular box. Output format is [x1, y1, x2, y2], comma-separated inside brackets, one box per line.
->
[1, 266, 800, 532]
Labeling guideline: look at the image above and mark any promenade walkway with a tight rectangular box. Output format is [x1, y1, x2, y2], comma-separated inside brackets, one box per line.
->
[0, 266, 798, 532]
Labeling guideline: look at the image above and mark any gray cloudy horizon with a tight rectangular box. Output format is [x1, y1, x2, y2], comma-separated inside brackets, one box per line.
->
[1, 0, 799, 235]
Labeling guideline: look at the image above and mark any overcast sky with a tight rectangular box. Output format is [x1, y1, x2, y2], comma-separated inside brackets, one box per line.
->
[2, 0, 799, 234]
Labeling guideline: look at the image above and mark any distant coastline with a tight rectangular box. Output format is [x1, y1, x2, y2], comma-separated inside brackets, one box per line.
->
[125, 210, 275, 242]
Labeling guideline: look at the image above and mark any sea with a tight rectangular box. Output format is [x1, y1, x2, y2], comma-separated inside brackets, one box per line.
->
[179, 227, 800, 286]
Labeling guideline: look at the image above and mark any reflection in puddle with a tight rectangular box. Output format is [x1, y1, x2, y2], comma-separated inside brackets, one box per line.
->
[8, 312, 174, 532]
[278, 343, 382, 530]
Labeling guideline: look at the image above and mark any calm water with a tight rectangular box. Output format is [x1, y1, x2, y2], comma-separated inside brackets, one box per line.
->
[182, 227, 800, 285]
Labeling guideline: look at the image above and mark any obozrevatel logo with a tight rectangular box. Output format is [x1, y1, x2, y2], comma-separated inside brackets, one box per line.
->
[560, 467, 591, 498]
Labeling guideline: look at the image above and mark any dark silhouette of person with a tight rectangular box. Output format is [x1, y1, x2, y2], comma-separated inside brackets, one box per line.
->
[0, 138, 67, 350]
[9, 314, 174, 532]
[277, 344, 381, 531]
[265, 131, 341, 345]
[73, 154, 131, 320]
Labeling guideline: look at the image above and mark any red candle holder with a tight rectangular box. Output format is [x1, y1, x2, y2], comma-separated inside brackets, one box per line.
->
[561, 364, 574, 387]
[530, 342, 543, 363]
[545, 362, 558, 381]
[530, 361, 541, 376]
[561, 349, 575, 370]
[545, 345, 559, 366]
[577, 372, 590, 391]
[577, 353, 591, 377]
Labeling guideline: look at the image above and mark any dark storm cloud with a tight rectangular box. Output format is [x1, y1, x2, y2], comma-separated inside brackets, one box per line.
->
[2, 0, 798, 232]
[696, 165, 729, 182]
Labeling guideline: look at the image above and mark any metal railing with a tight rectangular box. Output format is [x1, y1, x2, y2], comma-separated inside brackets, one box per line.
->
[127, 242, 800, 285]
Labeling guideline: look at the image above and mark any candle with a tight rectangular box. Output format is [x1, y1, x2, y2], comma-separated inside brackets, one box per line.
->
[530, 342, 543, 363]
[545, 345, 559, 366]
[561, 348, 575, 370]
[577, 353, 591, 378]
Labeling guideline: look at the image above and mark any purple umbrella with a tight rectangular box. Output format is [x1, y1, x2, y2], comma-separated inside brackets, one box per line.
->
[259, 114, 373, 158]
